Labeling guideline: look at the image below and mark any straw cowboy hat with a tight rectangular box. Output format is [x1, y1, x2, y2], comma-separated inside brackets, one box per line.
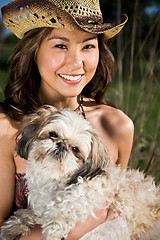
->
[1, 0, 128, 39]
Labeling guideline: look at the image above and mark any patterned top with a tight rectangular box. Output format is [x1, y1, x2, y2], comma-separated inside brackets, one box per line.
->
[14, 173, 28, 211]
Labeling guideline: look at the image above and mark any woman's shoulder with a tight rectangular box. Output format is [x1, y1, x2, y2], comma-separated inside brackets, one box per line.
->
[84, 99, 134, 166]
[0, 105, 19, 138]
[84, 99, 134, 137]
[100, 104, 134, 137]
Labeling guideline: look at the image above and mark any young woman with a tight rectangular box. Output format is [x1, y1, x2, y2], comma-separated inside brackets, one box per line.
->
[0, 0, 134, 239]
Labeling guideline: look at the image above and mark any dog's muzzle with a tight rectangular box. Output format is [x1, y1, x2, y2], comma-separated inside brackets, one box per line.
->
[51, 140, 68, 161]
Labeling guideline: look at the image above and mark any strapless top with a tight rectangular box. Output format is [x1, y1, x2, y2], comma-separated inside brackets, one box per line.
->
[14, 173, 28, 211]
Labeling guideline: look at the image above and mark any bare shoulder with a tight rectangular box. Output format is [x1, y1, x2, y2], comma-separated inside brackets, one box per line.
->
[0, 106, 19, 160]
[0, 105, 19, 171]
[101, 104, 134, 138]
[85, 101, 134, 138]
[0, 106, 18, 138]
[99, 105, 134, 167]
[0, 106, 18, 221]
[85, 100, 134, 167]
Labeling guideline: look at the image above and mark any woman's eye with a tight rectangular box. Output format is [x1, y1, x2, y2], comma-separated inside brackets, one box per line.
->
[72, 146, 80, 153]
[55, 44, 67, 49]
[83, 44, 95, 50]
[49, 131, 58, 138]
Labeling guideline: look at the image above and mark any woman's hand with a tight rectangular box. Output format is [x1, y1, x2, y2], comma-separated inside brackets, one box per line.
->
[66, 199, 119, 240]
[19, 225, 43, 240]
[18, 197, 120, 240]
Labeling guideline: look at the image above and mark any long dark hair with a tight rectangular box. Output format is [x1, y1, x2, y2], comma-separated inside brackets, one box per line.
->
[2, 28, 114, 121]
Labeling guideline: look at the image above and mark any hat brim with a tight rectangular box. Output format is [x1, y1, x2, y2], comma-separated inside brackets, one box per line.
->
[75, 14, 128, 39]
[1, 0, 128, 39]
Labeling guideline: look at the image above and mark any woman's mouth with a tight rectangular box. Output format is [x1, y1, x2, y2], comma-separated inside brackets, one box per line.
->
[59, 74, 83, 84]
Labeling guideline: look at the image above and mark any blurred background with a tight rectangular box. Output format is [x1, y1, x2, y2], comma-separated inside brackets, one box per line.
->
[0, 0, 160, 181]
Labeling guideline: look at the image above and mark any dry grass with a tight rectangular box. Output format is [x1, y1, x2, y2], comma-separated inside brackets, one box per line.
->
[106, 1, 160, 182]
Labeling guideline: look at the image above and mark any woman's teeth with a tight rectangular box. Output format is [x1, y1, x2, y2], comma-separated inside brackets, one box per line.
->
[59, 74, 81, 81]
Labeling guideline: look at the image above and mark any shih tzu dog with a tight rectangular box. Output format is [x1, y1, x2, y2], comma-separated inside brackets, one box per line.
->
[1, 105, 160, 240]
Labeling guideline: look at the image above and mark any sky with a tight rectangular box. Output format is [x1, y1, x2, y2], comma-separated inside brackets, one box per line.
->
[145, 5, 160, 15]
[1, 0, 160, 16]
[0, 0, 15, 36]
[0, 0, 12, 13]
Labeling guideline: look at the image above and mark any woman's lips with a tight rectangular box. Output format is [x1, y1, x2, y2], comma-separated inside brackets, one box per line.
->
[59, 74, 83, 84]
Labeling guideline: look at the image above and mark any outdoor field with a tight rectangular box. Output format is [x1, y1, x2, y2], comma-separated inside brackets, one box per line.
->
[0, 0, 160, 181]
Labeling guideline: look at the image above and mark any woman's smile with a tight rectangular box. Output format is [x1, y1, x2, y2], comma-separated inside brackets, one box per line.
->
[58, 74, 84, 84]
[36, 28, 99, 100]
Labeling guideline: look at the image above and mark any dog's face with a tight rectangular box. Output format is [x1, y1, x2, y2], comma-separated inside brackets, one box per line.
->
[17, 106, 110, 181]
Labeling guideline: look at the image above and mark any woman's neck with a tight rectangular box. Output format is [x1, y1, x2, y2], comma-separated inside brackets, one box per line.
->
[48, 98, 79, 111]
[39, 91, 80, 111]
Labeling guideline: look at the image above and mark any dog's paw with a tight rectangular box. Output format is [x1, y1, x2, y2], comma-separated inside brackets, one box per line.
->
[0, 209, 38, 240]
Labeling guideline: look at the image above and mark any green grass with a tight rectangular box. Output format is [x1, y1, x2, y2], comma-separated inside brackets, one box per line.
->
[0, 43, 13, 101]
[106, 77, 160, 183]
[0, 70, 8, 101]
[107, 80, 160, 135]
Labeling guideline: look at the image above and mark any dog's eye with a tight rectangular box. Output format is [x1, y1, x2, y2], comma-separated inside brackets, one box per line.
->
[72, 147, 80, 153]
[49, 131, 58, 138]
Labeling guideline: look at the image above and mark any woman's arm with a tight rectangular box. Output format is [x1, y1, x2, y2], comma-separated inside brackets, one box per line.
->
[18, 206, 116, 240]
[98, 106, 134, 168]
[18, 204, 116, 240]
[0, 116, 16, 228]
[115, 111, 134, 167]
[0, 113, 43, 239]
[66, 200, 118, 240]
[19, 225, 43, 240]
[86, 104, 134, 167]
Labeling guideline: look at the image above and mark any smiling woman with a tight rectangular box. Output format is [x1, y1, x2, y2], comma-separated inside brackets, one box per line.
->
[0, 26, 115, 120]
[0, 0, 134, 239]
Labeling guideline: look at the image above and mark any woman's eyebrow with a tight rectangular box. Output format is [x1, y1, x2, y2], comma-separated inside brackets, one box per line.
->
[83, 36, 98, 43]
[48, 36, 97, 42]
[48, 36, 70, 42]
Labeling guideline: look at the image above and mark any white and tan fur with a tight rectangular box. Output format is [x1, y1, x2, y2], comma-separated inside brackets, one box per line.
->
[1, 105, 160, 240]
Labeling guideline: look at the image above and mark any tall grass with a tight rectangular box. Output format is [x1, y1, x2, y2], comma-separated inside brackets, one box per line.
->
[0, 44, 13, 101]
[107, 1, 160, 182]
[0, 70, 8, 101]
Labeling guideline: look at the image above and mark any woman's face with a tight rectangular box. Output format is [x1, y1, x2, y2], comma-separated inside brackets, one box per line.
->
[36, 28, 99, 100]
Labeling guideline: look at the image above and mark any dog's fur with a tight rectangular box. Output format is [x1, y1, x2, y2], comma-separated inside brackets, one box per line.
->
[1, 105, 160, 240]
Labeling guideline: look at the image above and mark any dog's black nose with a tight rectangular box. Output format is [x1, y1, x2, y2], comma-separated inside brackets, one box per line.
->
[56, 141, 68, 152]
[51, 141, 68, 161]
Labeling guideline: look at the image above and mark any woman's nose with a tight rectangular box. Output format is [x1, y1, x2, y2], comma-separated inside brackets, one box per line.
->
[65, 47, 83, 71]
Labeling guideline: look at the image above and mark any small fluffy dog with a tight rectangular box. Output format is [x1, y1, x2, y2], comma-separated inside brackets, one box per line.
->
[1, 105, 160, 240]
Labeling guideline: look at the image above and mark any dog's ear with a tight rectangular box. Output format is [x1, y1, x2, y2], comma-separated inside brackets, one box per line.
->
[16, 120, 41, 160]
[88, 128, 110, 170]
[16, 105, 57, 159]
[67, 128, 110, 185]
